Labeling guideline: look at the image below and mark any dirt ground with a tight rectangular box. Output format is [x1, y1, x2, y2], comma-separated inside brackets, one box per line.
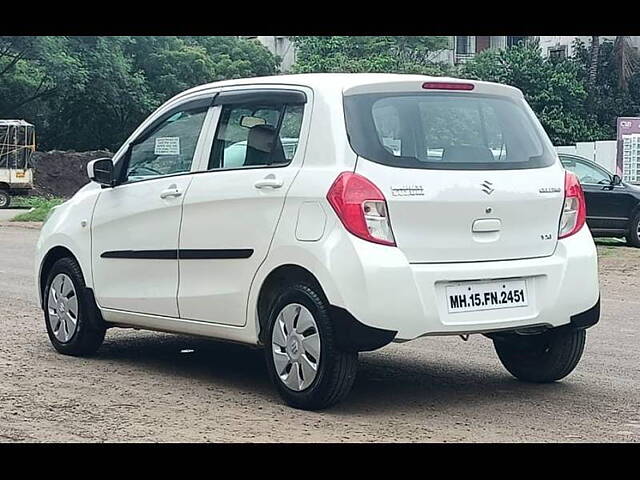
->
[0, 224, 638, 443]
[30, 150, 112, 198]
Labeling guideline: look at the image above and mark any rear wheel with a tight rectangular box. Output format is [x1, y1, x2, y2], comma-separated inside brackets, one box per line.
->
[264, 283, 358, 410]
[44, 257, 106, 356]
[0, 190, 10, 209]
[625, 211, 640, 247]
[493, 328, 586, 383]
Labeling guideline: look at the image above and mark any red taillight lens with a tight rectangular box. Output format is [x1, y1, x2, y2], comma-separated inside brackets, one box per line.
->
[327, 172, 396, 246]
[422, 82, 475, 91]
[559, 171, 587, 239]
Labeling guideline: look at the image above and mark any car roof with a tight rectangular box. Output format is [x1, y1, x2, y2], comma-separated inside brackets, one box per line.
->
[172, 73, 524, 103]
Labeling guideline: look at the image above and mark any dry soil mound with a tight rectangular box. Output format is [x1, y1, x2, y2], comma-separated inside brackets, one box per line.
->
[31, 150, 113, 198]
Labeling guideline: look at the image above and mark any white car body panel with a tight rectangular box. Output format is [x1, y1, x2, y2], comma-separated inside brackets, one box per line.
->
[35, 73, 600, 348]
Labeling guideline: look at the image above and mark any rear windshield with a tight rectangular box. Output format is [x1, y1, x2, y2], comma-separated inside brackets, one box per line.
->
[343, 92, 556, 170]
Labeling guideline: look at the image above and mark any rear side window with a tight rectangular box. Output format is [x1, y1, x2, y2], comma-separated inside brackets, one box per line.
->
[208, 103, 303, 170]
[344, 92, 556, 170]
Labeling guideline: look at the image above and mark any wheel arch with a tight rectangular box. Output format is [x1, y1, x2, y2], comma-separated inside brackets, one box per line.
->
[255, 264, 325, 345]
[253, 263, 396, 351]
[39, 246, 83, 309]
[0, 182, 9, 191]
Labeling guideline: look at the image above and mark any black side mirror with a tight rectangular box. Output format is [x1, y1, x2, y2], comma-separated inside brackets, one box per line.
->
[87, 158, 115, 187]
[612, 174, 622, 186]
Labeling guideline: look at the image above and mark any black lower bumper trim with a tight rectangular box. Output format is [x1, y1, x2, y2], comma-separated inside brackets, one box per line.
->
[569, 297, 600, 330]
[329, 306, 397, 352]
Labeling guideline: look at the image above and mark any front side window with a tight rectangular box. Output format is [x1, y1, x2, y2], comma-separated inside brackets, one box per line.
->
[125, 107, 207, 183]
[562, 158, 612, 185]
[208, 102, 303, 170]
[344, 92, 557, 170]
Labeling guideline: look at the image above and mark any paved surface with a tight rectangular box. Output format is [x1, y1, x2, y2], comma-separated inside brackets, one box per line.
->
[0, 224, 638, 442]
[0, 209, 23, 222]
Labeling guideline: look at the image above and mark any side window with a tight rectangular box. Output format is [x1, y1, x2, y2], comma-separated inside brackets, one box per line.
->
[125, 107, 208, 183]
[570, 160, 611, 185]
[208, 102, 303, 170]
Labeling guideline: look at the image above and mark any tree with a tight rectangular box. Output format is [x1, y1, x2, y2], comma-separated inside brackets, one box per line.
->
[0, 36, 278, 151]
[613, 36, 639, 91]
[574, 38, 640, 138]
[289, 36, 451, 75]
[462, 42, 608, 145]
[0, 36, 87, 117]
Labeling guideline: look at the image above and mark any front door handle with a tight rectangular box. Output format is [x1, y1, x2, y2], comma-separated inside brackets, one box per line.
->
[254, 174, 283, 190]
[160, 185, 182, 199]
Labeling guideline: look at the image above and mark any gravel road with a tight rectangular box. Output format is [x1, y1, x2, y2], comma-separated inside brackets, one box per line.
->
[0, 224, 638, 442]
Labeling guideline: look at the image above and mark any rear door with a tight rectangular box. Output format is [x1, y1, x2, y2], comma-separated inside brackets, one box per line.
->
[344, 82, 565, 263]
[177, 88, 309, 326]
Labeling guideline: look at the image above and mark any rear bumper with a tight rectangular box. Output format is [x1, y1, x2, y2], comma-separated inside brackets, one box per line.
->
[325, 225, 600, 342]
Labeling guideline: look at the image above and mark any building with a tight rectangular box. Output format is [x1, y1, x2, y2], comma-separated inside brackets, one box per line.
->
[242, 36, 296, 72]
[245, 36, 640, 71]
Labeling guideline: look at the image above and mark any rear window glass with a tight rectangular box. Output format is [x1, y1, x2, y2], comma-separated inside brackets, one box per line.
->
[344, 92, 556, 170]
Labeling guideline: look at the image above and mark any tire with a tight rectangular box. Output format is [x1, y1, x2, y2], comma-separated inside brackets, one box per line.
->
[625, 211, 640, 247]
[44, 257, 106, 356]
[0, 190, 10, 209]
[493, 328, 586, 383]
[264, 283, 358, 410]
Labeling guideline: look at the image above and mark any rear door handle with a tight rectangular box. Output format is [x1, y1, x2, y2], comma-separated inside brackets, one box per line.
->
[254, 175, 283, 189]
[160, 185, 183, 199]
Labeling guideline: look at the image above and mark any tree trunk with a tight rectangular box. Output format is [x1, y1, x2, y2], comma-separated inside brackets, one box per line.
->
[589, 36, 600, 90]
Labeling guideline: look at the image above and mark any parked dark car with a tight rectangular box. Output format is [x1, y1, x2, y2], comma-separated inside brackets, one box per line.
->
[559, 153, 640, 247]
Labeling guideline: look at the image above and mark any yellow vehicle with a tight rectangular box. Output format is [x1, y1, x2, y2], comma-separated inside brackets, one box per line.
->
[0, 120, 35, 208]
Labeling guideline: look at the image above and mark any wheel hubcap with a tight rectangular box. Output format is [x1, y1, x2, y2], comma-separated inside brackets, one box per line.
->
[47, 273, 78, 343]
[271, 303, 321, 392]
[0, 195, 7, 207]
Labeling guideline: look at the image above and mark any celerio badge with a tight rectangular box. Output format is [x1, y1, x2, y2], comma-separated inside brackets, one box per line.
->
[391, 185, 424, 197]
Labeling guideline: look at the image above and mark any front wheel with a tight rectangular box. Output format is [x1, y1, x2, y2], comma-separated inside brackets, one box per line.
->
[264, 283, 358, 410]
[44, 257, 106, 356]
[493, 328, 586, 383]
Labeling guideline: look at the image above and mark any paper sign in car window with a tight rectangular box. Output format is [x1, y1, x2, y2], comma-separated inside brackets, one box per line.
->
[155, 137, 180, 155]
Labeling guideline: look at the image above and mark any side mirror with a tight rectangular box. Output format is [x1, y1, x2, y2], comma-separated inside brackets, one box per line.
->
[612, 174, 622, 186]
[87, 158, 115, 187]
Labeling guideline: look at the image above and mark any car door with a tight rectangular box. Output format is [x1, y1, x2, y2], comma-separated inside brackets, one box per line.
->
[91, 97, 212, 317]
[561, 155, 630, 231]
[177, 88, 309, 326]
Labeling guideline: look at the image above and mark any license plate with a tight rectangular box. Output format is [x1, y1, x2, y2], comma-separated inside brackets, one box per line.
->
[446, 279, 528, 313]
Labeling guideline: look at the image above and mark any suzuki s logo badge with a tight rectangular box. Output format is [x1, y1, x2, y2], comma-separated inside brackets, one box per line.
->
[481, 180, 494, 195]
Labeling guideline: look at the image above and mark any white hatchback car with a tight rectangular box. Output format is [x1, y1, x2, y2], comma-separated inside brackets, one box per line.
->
[36, 74, 600, 410]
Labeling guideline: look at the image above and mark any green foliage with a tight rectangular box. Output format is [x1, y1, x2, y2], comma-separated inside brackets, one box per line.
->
[461, 43, 609, 145]
[11, 196, 65, 222]
[290, 36, 451, 75]
[573, 38, 640, 138]
[1, 36, 278, 152]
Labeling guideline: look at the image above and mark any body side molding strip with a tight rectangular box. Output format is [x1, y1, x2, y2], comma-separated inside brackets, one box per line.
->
[101, 249, 254, 260]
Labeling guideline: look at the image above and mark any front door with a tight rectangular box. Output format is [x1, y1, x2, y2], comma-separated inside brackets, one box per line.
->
[178, 88, 308, 326]
[91, 102, 209, 317]
[562, 156, 631, 231]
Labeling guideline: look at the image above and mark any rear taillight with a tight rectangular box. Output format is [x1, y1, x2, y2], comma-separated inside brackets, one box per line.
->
[327, 172, 396, 246]
[559, 171, 586, 239]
